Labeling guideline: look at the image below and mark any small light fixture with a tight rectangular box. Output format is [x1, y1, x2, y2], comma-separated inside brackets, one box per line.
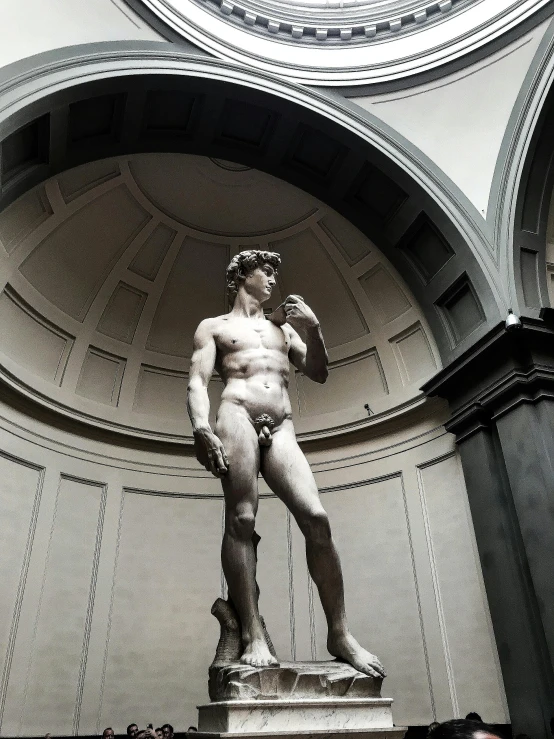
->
[364, 403, 373, 416]
[505, 308, 522, 331]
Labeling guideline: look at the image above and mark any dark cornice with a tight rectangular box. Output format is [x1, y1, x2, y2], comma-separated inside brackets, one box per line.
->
[422, 317, 554, 439]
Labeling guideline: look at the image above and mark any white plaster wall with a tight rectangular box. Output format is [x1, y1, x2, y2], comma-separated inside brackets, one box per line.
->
[348, 21, 551, 217]
[0, 0, 163, 70]
[0, 398, 508, 735]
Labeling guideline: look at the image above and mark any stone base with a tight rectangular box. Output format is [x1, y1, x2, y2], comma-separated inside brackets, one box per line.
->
[198, 698, 394, 734]
[201, 660, 405, 739]
[194, 730, 407, 739]
[209, 660, 382, 702]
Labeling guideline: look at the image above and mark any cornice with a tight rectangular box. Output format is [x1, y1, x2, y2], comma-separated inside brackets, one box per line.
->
[422, 317, 554, 440]
[0, 363, 442, 453]
[175, 0, 469, 47]
[444, 364, 554, 441]
[124, 0, 551, 85]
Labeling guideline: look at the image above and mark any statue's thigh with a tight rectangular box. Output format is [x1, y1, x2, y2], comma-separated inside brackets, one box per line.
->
[217, 406, 260, 494]
[261, 424, 322, 517]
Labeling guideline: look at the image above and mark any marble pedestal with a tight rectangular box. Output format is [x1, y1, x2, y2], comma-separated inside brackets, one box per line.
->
[198, 661, 405, 739]
[198, 697, 394, 733]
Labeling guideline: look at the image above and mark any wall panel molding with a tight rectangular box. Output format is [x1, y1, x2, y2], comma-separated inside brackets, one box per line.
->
[0, 452, 45, 732]
[73, 477, 108, 736]
[13, 473, 108, 736]
[416, 452, 459, 717]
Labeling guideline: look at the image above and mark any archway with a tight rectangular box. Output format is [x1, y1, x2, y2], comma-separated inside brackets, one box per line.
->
[0, 42, 504, 366]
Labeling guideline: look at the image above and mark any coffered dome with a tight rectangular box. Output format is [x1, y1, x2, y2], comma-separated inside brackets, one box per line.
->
[0, 153, 440, 442]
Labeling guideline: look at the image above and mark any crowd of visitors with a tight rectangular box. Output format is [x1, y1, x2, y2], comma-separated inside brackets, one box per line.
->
[92, 712, 554, 739]
[97, 723, 198, 739]
[425, 713, 554, 739]
[44, 709, 553, 739]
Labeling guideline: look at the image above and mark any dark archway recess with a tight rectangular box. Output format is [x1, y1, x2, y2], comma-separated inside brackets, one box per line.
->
[424, 77, 554, 739]
[0, 70, 500, 364]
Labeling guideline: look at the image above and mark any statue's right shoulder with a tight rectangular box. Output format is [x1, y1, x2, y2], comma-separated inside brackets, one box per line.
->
[194, 314, 233, 341]
[192, 317, 219, 345]
[196, 316, 219, 331]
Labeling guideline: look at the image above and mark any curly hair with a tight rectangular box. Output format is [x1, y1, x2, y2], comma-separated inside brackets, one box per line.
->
[427, 720, 498, 739]
[226, 250, 281, 304]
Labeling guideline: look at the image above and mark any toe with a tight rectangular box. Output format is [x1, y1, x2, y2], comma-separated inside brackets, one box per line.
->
[351, 659, 376, 678]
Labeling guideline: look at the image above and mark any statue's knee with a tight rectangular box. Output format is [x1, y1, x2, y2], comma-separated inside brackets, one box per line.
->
[229, 509, 256, 541]
[300, 509, 331, 545]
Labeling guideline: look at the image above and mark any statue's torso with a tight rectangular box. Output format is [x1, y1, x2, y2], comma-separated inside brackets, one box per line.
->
[211, 315, 293, 424]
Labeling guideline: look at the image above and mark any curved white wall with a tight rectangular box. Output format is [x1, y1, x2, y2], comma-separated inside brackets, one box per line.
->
[0, 397, 508, 736]
[0, 0, 163, 70]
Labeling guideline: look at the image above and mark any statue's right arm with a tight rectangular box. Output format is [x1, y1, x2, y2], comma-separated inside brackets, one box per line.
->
[187, 320, 229, 477]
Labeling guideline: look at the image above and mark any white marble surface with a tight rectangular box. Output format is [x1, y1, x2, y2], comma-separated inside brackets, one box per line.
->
[198, 698, 394, 733]
[194, 730, 407, 739]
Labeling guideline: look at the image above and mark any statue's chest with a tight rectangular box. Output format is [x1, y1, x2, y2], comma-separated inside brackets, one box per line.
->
[217, 322, 284, 353]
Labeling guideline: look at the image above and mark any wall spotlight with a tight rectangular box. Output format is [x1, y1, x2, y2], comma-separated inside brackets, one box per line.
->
[505, 308, 522, 331]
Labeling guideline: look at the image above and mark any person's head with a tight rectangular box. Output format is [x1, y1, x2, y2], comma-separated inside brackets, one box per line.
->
[226, 250, 281, 306]
[127, 724, 139, 739]
[427, 719, 501, 739]
[156, 729, 163, 739]
[465, 714, 483, 722]
[162, 725, 174, 739]
[102, 729, 114, 739]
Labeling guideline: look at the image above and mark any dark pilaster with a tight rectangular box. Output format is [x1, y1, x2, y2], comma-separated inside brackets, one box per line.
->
[422, 319, 554, 739]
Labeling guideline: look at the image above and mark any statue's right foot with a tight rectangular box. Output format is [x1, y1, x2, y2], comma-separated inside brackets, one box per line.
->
[240, 639, 279, 667]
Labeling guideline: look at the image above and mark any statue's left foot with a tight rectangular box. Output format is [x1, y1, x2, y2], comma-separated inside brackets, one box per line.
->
[327, 632, 386, 679]
[240, 639, 279, 668]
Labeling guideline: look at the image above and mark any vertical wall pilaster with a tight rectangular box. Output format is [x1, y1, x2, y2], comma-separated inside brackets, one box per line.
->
[423, 320, 554, 739]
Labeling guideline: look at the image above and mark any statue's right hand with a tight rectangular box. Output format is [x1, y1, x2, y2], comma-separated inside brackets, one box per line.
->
[193, 427, 229, 478]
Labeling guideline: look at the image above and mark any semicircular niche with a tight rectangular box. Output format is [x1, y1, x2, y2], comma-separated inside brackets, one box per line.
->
[0, 153, 441, 442]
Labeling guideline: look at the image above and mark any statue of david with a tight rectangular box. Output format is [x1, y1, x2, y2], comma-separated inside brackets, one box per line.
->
[187, 250, 385, 678]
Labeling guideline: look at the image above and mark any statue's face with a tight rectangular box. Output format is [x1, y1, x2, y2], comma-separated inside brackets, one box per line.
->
[243, 263, 277, 304]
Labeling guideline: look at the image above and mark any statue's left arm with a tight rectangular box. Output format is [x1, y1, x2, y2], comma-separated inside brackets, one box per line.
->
[284, 295, 329, 384]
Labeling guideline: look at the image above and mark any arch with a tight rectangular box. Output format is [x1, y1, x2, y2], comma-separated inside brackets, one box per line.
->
[0, 41, 503, 363]
[493, 20, 554, 316]
[511, 69, 554, 314]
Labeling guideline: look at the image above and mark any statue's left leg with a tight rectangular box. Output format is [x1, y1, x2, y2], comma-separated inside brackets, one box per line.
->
[261, 420, 386, 678]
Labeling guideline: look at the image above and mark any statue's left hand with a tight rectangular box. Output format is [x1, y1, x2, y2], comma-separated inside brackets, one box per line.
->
[284, 295, 319, 330]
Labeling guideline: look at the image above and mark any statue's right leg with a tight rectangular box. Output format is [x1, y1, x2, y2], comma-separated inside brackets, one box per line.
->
[216, 404, 278, 668]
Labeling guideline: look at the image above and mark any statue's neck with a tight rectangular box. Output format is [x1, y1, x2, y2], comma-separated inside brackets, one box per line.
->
[231, 291, 265, 319]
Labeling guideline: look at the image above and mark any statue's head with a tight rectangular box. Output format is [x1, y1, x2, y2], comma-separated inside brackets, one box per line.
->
[226, 249, 281, 305]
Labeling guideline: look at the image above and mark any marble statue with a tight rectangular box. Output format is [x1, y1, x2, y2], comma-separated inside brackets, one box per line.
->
[187, 249, 385, 680]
